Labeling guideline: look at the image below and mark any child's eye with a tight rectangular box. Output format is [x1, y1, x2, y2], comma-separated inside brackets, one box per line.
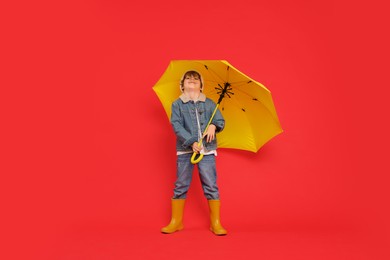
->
[185, 76, 199, 80]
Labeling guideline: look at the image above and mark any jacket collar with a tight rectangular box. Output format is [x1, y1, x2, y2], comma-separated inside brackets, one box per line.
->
[179, 93, 206, 103]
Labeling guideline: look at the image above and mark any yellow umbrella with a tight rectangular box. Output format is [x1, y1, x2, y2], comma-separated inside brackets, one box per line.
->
[153, 60, 283, 162]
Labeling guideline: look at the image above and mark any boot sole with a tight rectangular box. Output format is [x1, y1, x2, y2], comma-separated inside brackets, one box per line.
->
[161, 225, 184, 234]
[210, 227, 227, 236]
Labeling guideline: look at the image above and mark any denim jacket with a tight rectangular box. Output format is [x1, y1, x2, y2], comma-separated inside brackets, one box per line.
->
[171, 93, 225, 152]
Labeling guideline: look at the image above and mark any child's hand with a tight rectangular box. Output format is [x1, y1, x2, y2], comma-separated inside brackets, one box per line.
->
[192, 142, 203, 153]
[203, 124, 216, 143]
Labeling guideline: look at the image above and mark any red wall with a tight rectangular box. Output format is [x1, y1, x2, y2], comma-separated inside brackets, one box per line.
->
[1, 1, 389, 259]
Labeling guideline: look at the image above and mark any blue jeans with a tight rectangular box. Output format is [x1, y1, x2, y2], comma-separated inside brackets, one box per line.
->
[173, 154, 220, 200]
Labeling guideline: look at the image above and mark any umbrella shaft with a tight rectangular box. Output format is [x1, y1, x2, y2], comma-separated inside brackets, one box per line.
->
[197, 103, 220, 147]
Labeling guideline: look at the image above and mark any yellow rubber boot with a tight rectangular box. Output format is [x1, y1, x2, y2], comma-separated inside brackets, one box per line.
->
[208, 199, 227, 235]
[161, 199, 185, 234]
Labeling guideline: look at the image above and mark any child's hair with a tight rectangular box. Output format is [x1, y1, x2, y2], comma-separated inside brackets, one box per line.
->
[180, 70, 204, 92]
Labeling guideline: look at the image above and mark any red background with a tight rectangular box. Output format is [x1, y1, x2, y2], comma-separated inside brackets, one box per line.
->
[1, 0, 389, 259]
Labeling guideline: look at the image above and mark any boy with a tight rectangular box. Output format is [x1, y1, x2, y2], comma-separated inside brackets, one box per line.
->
[161, 70, 227, 235]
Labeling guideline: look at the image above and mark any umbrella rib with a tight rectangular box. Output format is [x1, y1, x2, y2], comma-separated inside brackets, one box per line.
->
[229, 81, 253, 87]
[230, 84, 259, 100]
[200, 63, 228, 84]
[230, 84, 281, 129]
[226, 65, 230, 84]
[223, 93, 258, 148]
[230, 83, 269, 109]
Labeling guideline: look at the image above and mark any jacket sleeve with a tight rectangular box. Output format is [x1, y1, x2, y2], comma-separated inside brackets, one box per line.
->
[170, 102, 197, 148]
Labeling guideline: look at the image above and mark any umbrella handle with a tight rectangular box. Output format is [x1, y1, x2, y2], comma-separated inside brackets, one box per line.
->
[191, 152, 204, 164]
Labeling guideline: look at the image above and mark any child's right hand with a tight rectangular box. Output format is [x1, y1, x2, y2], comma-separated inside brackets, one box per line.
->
[192, 142, 203, 153]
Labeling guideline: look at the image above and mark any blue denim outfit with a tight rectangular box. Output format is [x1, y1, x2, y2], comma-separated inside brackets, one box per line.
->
[170, 93, 225, 199]
[174, 153, 219, 199]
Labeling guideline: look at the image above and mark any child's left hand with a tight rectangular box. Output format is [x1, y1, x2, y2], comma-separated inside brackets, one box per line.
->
[203, 124, 216, 143]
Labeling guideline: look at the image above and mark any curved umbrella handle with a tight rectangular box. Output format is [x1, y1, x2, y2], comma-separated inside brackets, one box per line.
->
[191, 152, 204, 164]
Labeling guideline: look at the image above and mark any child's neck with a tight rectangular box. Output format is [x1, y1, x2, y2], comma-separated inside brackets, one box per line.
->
[184, 90, 201, 101]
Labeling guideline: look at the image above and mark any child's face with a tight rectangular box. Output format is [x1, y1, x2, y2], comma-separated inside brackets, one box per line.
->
[183, 74, 202, 92]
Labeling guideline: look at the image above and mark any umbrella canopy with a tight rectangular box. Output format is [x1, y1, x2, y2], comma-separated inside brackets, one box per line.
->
[152, 60, 283, 153]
